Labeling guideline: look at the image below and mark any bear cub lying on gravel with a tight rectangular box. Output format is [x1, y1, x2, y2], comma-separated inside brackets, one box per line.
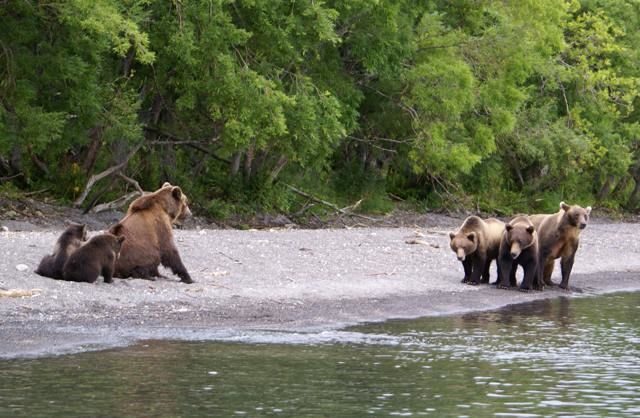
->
[35, 223, 87, 280]
[62, 233, 125, 284]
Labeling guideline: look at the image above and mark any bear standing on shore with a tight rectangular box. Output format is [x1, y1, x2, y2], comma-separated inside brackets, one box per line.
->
[62, 233, 125, 283]
[449, 216, 505, 285]
[109, 183, 194, 284]
[530, 202, 591, 290]
[35, 223, 87, 280]
[497, 216, 541, 291]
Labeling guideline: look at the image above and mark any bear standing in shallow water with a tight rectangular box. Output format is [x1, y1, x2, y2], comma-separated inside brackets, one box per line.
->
[35, 223, 87, 280]
[109, 183, 194, 284]
[449, 216, 505, 285]
[529, 202, 591, 290]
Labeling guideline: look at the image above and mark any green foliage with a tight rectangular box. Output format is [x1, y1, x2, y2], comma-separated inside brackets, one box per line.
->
[2, 0, 640, 216]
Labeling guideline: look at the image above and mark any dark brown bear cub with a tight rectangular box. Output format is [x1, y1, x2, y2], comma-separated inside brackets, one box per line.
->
[62, 233, 125, 283]
[449, 216, 505, 285]
[497, 216, 541, 291]
[35, 223, 88, 280]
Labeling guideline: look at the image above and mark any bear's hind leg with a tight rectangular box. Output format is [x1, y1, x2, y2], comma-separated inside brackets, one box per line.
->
[559, 254, 576, 290]
[130, 266, 158, 281]
[480, 259, 492, 284]
[542, 259, 555, 286]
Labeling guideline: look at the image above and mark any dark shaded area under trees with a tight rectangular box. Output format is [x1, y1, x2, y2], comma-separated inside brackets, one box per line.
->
[1, 0, 639, 221]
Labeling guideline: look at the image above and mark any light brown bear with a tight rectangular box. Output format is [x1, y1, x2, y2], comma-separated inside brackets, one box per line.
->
[109, 183, 193, 284]
[449, 216, 505, 285]
[529, 201, 591, 289]
[62, 233, 125, 283]
[497, 216, 541, 291]
[35, 223, 88, 280]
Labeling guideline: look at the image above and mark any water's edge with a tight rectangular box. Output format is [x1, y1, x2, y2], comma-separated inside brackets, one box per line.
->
[3, 270, 639, 360]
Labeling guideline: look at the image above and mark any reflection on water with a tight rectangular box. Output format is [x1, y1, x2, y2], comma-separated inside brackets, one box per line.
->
[1, 293, 640, 417]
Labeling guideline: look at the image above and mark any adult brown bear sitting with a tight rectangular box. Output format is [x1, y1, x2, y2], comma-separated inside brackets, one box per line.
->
[109, 183, 193, 284]
[529, 201, 591, 290]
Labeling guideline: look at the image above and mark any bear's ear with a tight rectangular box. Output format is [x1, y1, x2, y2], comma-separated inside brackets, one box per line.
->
[171, 186, 183, 200]
[560, 201, 570, 211]
[585, 206, 592, 215]
[449, 232, 456, 240]
[526, 226, 535, 234]
[110, 223, 124, 236]
[162, 182, 172, 188]
[505, 224, 513, 231]
[467, 232, 476, 242]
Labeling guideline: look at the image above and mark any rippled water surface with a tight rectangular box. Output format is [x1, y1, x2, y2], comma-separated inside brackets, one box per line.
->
[1, 292, 640, 417]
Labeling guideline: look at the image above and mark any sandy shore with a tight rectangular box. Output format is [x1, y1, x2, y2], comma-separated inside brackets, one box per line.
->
[1, 215, 639, 359]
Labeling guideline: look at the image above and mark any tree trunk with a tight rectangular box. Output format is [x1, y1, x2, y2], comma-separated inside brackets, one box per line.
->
[230, 152, 242, 176]
[82, 126, 103, 174]
[243, 142, 255, 178]
[268, 155, 288, 184]
[9, 144, 22, 175]
[121, 47, 136, 78]
[627, 179, 640, 210]
[612, 175, 630, 198]
[596, 174, 616, 202]
[150, 94, 163, 125]
[627, 163, 640, 210]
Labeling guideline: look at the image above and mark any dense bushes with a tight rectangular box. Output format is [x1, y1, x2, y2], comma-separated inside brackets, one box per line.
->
[1, 0, 639, 217]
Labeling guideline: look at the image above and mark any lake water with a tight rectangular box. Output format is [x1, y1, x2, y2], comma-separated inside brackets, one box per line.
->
[1, 292, 639, 417]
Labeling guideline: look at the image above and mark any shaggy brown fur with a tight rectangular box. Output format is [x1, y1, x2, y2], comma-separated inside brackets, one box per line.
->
[35, 223, 87, 280]
[497, 216, 540, 291]
[449, 216, 505, 285]
[530, 201, 592, 289]
[109, 183, 193, 283]
[62, 233, 125, 283]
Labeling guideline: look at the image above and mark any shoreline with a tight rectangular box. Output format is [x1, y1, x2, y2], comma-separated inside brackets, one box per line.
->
[1, 219, 639, 359]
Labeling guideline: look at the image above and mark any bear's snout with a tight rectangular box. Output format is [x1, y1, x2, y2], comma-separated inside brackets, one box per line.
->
[579, 222, 587, 229]
[456, 248, 466, 261]
[510, 243, 522, 259]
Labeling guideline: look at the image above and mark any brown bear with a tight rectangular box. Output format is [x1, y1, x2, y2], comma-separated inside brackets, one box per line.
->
[449, 216, 505, 285]
[497, 216, 541, 291]
[529, 201, 591, 289]
[35, 223, 88, 280]
[109, 183, 193, 283]
[62, 233, 125, 283]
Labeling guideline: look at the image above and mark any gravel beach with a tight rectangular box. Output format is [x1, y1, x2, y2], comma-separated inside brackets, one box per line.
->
[1, 214, 639, 359]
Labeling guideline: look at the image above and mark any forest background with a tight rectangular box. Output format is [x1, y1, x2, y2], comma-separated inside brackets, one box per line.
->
[1, 0, 639, 222]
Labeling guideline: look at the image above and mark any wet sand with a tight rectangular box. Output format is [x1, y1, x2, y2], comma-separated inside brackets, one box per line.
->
[1, 217, 639, 359]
